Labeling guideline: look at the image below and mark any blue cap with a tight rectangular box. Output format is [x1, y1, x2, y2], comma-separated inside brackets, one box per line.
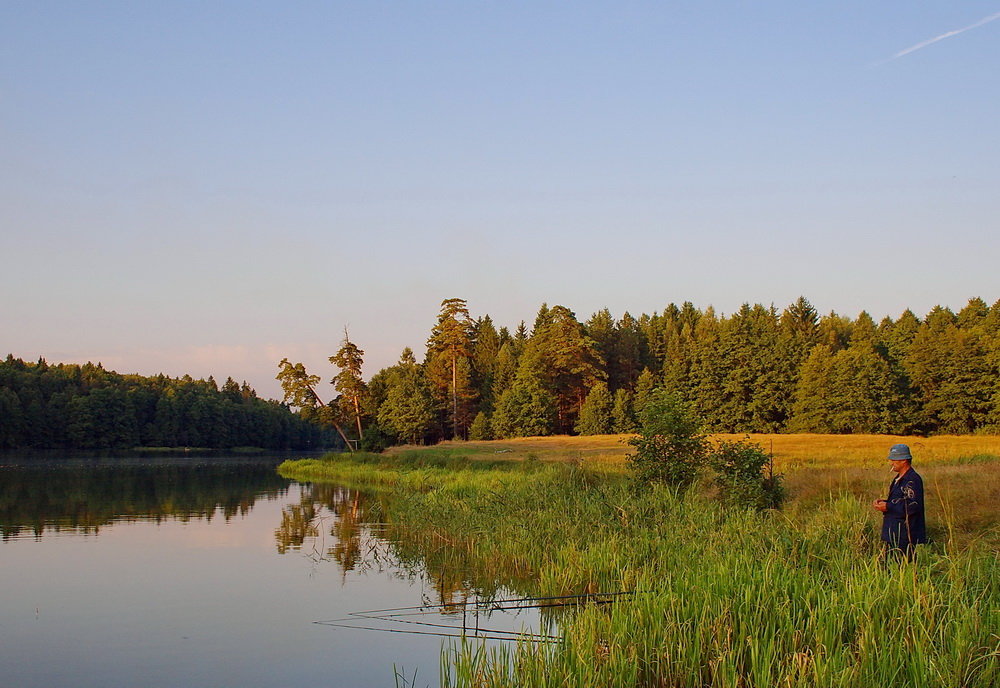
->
[887, 444, 912, 462]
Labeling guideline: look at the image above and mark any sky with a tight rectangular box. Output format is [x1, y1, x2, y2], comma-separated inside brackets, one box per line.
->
[2, 2, 998, 401]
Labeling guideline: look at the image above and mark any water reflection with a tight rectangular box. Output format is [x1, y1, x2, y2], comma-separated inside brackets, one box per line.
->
[0, 458, 290, 540]
[276, 483, 569, 642]
[0, 458, 545, 687]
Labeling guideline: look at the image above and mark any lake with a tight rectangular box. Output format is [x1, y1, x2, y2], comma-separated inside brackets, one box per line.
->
[0, 457, 545, 688]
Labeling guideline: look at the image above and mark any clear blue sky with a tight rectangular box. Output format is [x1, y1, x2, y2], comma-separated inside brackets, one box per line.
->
[3, 2, 998, 400]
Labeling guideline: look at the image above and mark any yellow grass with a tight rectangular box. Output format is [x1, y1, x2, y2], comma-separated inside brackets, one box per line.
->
[385, 433, 1000, 547]
[389, 433, 1000, 470]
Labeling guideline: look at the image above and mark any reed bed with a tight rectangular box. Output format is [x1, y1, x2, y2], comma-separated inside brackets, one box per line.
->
[281, 449, 1000, 688]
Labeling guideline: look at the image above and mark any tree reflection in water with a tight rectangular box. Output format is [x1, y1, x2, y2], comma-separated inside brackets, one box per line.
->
[274, 484, 501, 609]
[1, 460, 290, 540]
[274, 483, 571, 640]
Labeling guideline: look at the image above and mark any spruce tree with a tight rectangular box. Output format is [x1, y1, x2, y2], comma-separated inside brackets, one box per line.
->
[377, 349, 436, 445]
[468, 411, 492, 441]
[788, 345, 836, 433]
[633, 368, 659, 417]
[491, 375, 556, 438]
[575, 381, 613, 435]
[518, 305, 604, 433]
[827, 343, 904, 434]
[472, 315, 501, 412]
[614, 312, 648, 390]
[612, 388, 637, 434]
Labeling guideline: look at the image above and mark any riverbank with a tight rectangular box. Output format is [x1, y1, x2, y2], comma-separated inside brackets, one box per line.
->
[279, 439, 1000, 687]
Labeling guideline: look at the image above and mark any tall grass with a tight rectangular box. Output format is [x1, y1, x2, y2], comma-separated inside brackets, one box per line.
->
[280, 451, 1000, 687]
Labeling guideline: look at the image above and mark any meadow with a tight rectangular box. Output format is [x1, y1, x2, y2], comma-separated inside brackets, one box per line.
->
[280, 434, 1000, 687]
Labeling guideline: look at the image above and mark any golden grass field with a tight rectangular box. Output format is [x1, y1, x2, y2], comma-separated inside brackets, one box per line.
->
[389, 432, 1000, 469]
[386, 433, 1000, 546]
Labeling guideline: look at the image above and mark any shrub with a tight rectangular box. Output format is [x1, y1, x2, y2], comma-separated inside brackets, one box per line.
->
[627, 390, 708, 488]
[709, 438, 785, 509]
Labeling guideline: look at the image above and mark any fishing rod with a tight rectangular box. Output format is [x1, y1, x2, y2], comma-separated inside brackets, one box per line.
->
[313, 619, 562, 643]
[319, 612, 561, 641]
[315, 590, 641, 643]
[345, 589, 641, 617]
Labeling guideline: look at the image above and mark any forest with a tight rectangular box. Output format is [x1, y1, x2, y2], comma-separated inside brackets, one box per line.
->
[5, 295, 997, 453]
[0, 356, 334, 451]
[299, 296, 1000, 450]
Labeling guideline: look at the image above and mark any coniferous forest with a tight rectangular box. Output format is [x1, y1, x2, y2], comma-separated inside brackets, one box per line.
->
[6, 296, 999, 453]
[301, 296, 1000, 450]
[0, 357, 333, 451]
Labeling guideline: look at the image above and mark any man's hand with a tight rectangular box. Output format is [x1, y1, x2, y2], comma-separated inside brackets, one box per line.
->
[872, 499, 887, 513]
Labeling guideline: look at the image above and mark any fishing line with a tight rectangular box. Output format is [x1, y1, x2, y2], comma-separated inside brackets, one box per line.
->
[315, 590, 640, 643]
[346, 590, 640, 617]
[318, 614, 560, 641]
[313, 620, 562, 643]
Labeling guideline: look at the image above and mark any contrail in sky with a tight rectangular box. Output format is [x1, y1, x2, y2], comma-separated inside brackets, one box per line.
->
[885, 10, 1000, 62]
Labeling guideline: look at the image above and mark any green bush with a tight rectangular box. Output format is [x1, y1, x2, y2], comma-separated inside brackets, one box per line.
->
[627, 390, 708, 488]
[708, 438, 785, 510]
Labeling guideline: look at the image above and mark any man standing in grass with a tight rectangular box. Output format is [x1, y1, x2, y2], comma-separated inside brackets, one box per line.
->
[872, 443, 926, 560]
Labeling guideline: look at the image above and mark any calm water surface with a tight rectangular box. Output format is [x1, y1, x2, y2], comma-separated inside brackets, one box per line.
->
[0, 458, 543, 688]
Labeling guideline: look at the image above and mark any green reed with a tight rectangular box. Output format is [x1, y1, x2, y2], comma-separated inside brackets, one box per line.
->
[280, 454, 1000, 687]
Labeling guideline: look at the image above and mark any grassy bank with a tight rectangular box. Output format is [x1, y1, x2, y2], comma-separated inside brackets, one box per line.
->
[280, 440, 1000, 687]
[383, 432, 1000, 468]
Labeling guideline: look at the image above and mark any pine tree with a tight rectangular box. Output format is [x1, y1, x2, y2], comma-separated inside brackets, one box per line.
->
[532, 303, 553, 335]
[827, 342, 904, 434]
[777, 296, 819, 430]
[689, 307, 727, 428]
[817, 311, 853, 351]
[330, 328, 367, 441]
[426, 298, 477, 439]
[585, 308, 616, 385]
[614, 312, 648, 390]
[661, 323, 694, 401]
[276, 358, 352, 449]
[493, 342, 519, 400]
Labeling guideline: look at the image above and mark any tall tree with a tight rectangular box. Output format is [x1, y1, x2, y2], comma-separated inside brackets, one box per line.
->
[827, 342, 906, 434]
[426, 298, 477, 439]
[330, 328, 367, 441]
[585, 308, 616, 385]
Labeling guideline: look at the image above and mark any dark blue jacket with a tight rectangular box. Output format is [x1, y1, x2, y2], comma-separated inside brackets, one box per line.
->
[881, 468, 926, 546]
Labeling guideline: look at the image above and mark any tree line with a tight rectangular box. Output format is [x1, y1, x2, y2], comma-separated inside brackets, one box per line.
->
[291, 296, 1000, 450]
[0, 355, 335, 451]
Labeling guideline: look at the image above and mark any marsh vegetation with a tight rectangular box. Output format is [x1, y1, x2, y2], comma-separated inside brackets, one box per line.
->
[281, 434, 1000, 687]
